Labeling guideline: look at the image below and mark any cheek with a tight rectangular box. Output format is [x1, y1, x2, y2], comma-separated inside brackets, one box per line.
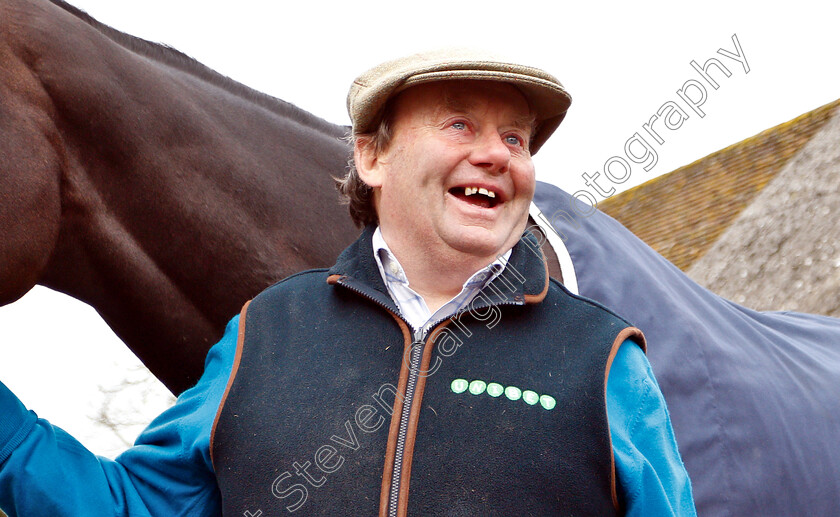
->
[513, 166, 536, 197]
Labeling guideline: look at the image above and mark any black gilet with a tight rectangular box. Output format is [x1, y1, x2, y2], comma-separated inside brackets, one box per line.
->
[211, 229, 644, 516]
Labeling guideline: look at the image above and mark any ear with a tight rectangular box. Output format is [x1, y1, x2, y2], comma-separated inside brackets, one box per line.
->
[354, 136, 385, 188]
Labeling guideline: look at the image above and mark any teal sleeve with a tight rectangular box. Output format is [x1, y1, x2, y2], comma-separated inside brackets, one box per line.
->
[0, 315, 241, 517]
[607, 339, 697, 516]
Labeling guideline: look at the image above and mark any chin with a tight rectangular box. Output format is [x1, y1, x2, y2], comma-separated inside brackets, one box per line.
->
[448, 229, 517, 260]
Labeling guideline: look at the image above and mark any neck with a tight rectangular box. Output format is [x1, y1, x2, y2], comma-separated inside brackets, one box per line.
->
[404, 265, 470, 314]
[379, 230, 506, 313]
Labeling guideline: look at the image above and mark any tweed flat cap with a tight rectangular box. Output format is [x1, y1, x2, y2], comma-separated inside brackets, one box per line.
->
[347, 48, 572, 154]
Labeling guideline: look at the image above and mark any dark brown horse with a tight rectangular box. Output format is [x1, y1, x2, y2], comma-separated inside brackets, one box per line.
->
[0, 0, 359, 394]
[3, 1, 840, 515]
[1, 0, 564, 395]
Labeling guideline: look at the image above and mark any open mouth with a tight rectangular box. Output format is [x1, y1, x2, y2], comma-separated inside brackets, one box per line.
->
[449, 186, 500, 209]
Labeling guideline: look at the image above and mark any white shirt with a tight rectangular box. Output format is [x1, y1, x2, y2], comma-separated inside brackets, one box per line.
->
[371, 227, 511, 336]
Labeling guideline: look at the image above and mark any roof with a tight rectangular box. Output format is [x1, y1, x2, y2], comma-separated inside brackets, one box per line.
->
[687, 101, 840, 316]
[599, 98, 840, 271]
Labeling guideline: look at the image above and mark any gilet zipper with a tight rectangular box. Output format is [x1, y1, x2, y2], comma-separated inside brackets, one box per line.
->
[387, 321, 444, 517]
[335, 276, 524, 516]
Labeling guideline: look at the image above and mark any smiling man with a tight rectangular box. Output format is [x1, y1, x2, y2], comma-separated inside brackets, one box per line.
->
[353, 80, 537, 311]
[0, 49, 695, 516]
[324, 49, 695, 516]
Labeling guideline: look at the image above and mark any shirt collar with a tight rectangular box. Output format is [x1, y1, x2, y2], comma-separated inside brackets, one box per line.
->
[371, 226, 511, 331]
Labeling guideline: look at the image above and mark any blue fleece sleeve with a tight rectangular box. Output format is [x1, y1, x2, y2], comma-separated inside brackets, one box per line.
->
[607, 339, 696, 516]
[0, 315, 241, 517]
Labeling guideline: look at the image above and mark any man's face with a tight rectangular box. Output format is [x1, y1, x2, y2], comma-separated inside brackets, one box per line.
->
[358, 81, 536, 264]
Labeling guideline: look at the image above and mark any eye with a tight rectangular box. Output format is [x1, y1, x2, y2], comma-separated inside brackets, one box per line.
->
[451, 121, 467, 131]
[505, 134, 524, 147]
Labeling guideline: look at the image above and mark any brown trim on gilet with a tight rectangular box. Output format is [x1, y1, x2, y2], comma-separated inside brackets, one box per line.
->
[209, 299, 251, 469]
[527, 214, 564, 285]
[603, 326, 647, 510]
[379, 313, 414, 517]
[524, 254, 550, 304]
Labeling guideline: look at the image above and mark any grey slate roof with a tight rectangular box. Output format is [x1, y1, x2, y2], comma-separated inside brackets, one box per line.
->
[599, 99, 840, 272]
[687, 104, 840, 316]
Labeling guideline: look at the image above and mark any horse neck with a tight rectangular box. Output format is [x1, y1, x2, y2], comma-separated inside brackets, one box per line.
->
[14, 0, 359, 392]
[42, 54, 358, 312]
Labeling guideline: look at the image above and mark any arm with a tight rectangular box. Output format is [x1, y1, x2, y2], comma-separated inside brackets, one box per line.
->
[0, 316, 241, 517]
[607, 339, 697, 516]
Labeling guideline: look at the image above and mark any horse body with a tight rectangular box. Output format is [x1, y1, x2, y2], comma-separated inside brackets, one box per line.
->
[0, 0, 357, 393]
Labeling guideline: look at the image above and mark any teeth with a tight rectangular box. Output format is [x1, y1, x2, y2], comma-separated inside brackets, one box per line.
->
[463, 187, 496, 198]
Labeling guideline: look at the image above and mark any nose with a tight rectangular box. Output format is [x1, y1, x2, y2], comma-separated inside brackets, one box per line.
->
[468, 131, 511, 174]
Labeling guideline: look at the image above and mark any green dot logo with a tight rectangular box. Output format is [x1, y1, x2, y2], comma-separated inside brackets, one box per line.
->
[468, 380, 487, 395]
[522, 390, 539, 405]
[504, 386, 522, 401]
[451, 378, 556, 411]
[540, 395, 557, 410]
[486, 383, 504, 397]
[451, 379, 469, 394]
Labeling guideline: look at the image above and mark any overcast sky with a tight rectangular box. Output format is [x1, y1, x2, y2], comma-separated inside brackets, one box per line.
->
[3, 0, 839, 457]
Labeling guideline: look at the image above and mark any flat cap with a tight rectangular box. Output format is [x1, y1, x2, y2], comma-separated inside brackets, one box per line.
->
[347, 48, 572, 154]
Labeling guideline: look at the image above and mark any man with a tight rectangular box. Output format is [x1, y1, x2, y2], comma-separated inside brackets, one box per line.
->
[0, 49, 694, 516]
